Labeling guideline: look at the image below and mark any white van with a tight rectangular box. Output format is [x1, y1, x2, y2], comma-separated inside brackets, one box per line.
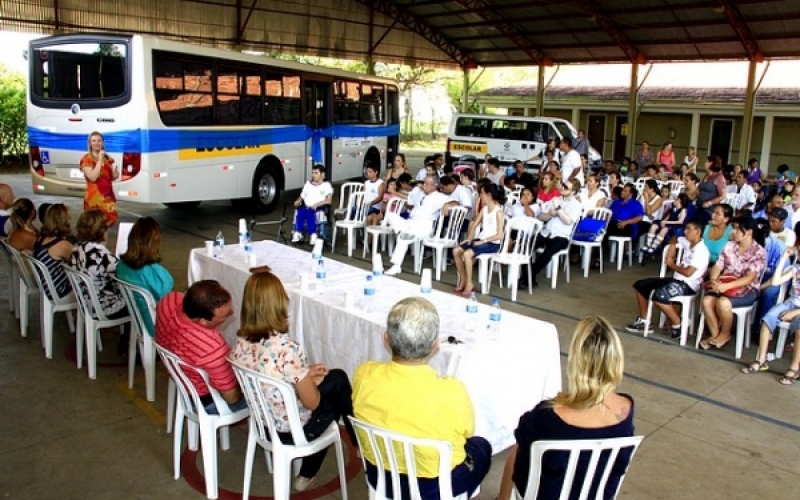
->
[445, 113, 601, 172]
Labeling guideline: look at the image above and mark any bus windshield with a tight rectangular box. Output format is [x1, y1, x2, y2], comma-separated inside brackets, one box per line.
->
[30, 40, 129, 106]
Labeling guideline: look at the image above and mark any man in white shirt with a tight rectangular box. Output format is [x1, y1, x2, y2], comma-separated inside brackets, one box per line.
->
[627, 219, 710, 338]
[559, 137, 584, 185]
[384, 175, 458, 275]
[519, 179, 583, 288]
[291, 164, 333, 244]
[734, 171, 756, 213]
[439, 176, 474, 216]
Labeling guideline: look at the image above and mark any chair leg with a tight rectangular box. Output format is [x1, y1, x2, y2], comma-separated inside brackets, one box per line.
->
[695, 312, 706, 349]
[643, 292, 654, 338]
[242, 427, 257, 500]
[346, 228, 354, 257]
[173, 407, 185, 479]
[19, 282, 28, 337]
[582, 247, 591, 278]
[331, 226, 338, 253]
[334, 433, 349, 500]
[509, 265, 519, 302]
[87, 323, 98, 380]
[220, 426, 231, 451]
[66, 310, 76, 333]
[144, 341, 156, 402]
[626, 240, 633, 267]
[271, 451, 292, 500]
[128, 334, 138, 390]
[167, 379, 176, 433]
[74, 312, 84, 366]
[199, 422, 220, 499]
[434, 248, 443, 281]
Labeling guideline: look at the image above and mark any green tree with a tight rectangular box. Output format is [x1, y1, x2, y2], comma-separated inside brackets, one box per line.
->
[376, 64, 437, 140]
[0, 64, 27, 160]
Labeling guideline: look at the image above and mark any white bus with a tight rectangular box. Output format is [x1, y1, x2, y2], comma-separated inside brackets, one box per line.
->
[445, 113, 601, 171]
[27, 33, 400, 212]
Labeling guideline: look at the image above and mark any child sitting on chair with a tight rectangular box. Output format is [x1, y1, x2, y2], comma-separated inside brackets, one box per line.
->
[291, 164, 333, 245]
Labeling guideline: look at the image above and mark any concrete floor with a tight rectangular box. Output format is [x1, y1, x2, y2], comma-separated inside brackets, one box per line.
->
[1, 171, 799, 500]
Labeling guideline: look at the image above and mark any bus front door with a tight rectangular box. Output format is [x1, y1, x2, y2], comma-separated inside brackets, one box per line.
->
[304, 80, 332, 180]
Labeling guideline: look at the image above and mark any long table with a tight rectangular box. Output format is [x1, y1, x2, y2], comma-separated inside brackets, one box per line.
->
[188, 241, 562, 453]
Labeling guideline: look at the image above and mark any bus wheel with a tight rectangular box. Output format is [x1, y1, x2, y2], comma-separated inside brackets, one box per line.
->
[164, 201, 201, 210]
[251, 164, 282, 213]
[362, 147, 381, 180]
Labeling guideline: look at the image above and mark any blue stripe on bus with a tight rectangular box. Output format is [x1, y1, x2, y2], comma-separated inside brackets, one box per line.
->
[27, 124, 401, 155]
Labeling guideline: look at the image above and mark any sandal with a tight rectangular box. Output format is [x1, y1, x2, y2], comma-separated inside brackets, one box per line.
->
[778, 369, 800, 385]
[740, 360, 769, 374]
[699, 339, 713, 350]
[710, 336, 732, 349]
[454, 286, 465, 293]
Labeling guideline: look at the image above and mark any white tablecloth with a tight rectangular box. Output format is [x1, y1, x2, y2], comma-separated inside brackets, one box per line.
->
[188, 241, 562, 453]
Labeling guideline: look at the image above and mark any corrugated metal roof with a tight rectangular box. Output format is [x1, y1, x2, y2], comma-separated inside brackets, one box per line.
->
[1, 0, 798, 68]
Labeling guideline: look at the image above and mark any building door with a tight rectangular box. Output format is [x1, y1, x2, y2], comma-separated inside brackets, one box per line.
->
[588, 115, 606, 158]
[709, 119, 734, 167]
[614, 116, 628, 161]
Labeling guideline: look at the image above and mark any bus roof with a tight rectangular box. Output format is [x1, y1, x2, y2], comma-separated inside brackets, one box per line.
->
[30, 32, 399, 88]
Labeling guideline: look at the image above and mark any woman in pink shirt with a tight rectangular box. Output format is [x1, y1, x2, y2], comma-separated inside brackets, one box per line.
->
[658, 142, 676, 174]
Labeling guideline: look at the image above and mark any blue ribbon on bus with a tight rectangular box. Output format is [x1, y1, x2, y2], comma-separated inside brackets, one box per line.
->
[27, 124, 400, 155]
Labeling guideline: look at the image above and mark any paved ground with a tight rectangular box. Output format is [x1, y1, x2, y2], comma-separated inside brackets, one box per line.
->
[1, 169, 798, 500]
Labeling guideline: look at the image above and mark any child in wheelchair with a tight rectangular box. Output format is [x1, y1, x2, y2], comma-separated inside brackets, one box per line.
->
[291, 164, 333, 245]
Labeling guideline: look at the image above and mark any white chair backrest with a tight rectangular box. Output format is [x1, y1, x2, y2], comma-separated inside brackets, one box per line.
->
[348, 416, 459, 500]
[722, 192, 739, 207]
[62, 265, 115, 321]
[518, 436, 643, 500]
[667, 180, 684, 198]
[384, 197, 406, 217]
[659, 241, 686, 278]
[114, 277, 156, 339]
[344, 191, 369, 223]
[6, 245, 38, 290]
[583, 207, 612, 223]
[434, 206, 469, 242]
[155, 342, 235, 417]
[115, 222, 134, 257]
[230, 362, 310, 446]
[506, 217, 543, 257]
[338, 182, 364, 212]
[24, 253, 73, 305]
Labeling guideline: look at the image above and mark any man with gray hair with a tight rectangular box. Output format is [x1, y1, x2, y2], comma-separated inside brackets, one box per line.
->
[383, 174, 458, 275]
[352, 297, 491, 499]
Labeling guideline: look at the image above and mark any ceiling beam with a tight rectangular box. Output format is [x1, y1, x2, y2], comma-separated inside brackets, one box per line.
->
[570, 0, 646, 63]
[716, 0, 764, 62]
[448, 0, 552, 65]
[350, 0, 469, 65]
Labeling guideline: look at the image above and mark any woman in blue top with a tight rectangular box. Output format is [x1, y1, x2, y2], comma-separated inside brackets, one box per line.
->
[116, 217, 173, 336]
[702, 204, 734, 264]
[497, 315, 636, 500]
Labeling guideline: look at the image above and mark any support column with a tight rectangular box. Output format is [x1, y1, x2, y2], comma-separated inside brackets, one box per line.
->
[689, 112, 701, 154]
[536, 64, 545, 116]
[761, 115, 774, 174]
[461, 68, 470, 113]
[738, 60, 757, 165]
[571, 108, 580, 128]
[626, 63, 639, 159]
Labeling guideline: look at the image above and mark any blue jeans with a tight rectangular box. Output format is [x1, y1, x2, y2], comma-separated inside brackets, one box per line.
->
[753, 285, 782, 334]
[760, 296, 800, 333]
[365, 436, 492, 500]
[203, 396, 248, 415]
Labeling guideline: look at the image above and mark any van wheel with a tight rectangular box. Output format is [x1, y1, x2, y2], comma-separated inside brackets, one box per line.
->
[251, 164, 282, 213]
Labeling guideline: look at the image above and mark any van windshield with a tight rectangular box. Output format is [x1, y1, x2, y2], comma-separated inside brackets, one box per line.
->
[554, 121, 577, 140]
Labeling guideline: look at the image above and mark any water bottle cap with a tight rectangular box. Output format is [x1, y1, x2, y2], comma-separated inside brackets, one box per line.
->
[366, 275, 373, 281]
[318, 259, 324, 264]
[492, 298, 500, 305]
[470, 292, 476, 298]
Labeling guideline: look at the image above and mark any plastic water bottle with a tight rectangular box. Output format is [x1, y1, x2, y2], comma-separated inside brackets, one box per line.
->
[363, 274, 376, 312]
[214, 230, 225, 259]
[315, 258, 326, 291]
[371, 268, 382, 293]
[243, 232, 253, 254]
[488, 297, 502, 336]
[465, 292, 479, 334]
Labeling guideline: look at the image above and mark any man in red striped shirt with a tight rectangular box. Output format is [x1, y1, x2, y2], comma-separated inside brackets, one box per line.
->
[155, 280, 246, 414]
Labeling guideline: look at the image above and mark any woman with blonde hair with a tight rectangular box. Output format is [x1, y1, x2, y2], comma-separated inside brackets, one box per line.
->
[33, 203, 73, 300]
[497, 315, 635, 500]
[8, 198, 38, 251]
[80, 131, 120, 227]
[230, 271, 356, 492]
[116, 217, 174, 336]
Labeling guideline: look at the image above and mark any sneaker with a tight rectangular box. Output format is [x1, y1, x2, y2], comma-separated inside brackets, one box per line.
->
[423, 250, 433, 259]
[446, 257, 454, 266]
[293, 476, 317, 492]
[625, 316, 646, 333]
[669, 325, 682, 339]
[385, 264, 402, 276]
[291, 231, 303, 243]
[309, 233, 318, 245]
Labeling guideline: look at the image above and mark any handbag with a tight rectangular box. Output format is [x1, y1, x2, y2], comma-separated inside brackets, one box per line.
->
[572, 217, 606, 242]
[703, 274, 742, 297]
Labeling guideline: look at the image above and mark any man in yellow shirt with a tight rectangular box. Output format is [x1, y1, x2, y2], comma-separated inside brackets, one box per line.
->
[352, 297, 491, 499]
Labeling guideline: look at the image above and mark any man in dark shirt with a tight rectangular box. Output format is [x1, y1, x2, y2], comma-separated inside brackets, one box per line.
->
[509, 160, 535, 190]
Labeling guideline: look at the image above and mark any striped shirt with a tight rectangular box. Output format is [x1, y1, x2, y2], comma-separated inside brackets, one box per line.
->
[155, 291, 236, 397]
[34, 236, 71, 300]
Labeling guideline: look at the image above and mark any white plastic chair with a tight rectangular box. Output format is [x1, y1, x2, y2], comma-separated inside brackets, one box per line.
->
[23, 253, 79, 359]
[113, 277, 158, 402]
[510, 436, 643, 500]
[332, 191, 369, 257]
[155, 344, 249, 500]
[349, 416, 475, 500]
[641, 245, 699, 346]
[334, 182, 364, 219]
[6, 245, 40, 336]
[231, 363, 348, 500]
[115, 222, 134, 257]
[542, 222, 578, 289]
[63, 265, 132, 379]
[363, 197, 407, 258]
[608, 234, 634, 271]
[571, 208, 612, 279]
[722, 192, 740, 207]
[696, 300, 757, 359]
[772, 280, 794, 359]
[486, 217, 543, 301]
[0, 238, 18, 314]
[420, 206, 469, 279]
[667, 180, 684, 198]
